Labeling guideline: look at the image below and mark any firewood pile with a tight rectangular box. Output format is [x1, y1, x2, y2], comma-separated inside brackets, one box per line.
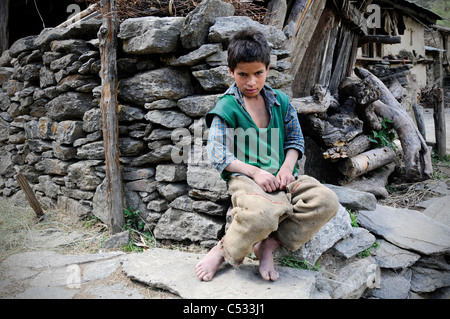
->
[295, 67, 433, 197]
[87, 0, 272, 24]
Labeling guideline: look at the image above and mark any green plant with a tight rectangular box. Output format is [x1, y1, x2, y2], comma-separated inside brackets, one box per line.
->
[357, 241, 380, 258]
[431, 151, 450, 164]
[279, 255, 321, 271]
[368, 117, 397, 150]
[123, 206, 145, 232]
[346, 208, 359, 228]
[122, 206, 157, 252]
[84, 216, 100, 228]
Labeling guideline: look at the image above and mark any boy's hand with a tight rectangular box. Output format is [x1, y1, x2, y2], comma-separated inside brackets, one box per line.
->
[252, 169, 280, 193]
[276, 166, 296, 190]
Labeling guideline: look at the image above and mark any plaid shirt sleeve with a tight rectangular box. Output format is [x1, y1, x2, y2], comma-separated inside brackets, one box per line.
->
[206, 115, 237, 174]
[283, 102, 305, 157]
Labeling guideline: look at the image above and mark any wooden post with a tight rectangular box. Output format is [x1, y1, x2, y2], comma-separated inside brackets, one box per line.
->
[0, 0, 9, 53]
[15, 172, 44, 218]
[98, 0, 124, 234]
[433, 87, 447, 158]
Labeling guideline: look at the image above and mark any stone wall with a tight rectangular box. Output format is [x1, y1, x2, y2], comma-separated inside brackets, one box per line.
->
[0, 0, 292, 247]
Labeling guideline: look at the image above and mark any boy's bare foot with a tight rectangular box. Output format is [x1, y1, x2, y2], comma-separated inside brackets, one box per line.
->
[195, 244, 225, 281]
[253, 237, 280, 281]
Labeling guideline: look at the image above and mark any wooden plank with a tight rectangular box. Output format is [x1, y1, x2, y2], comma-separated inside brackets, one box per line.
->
[292, 4, 335, 96]
[98, 0, 125, 234]
[15, 172, 44, 218]
[433, 87, 447, 158]
[329, 24, 356, 94]
[0, 0, 9, 53]
[286, 0, 328, 92]
[358, 35, 401, 46]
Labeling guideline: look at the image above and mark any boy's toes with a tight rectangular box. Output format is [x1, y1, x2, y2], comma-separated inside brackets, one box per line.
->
[269, 270, 279, 281]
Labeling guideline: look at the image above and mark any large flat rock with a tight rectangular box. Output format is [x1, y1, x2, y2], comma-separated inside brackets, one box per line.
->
[121, 248, 329, 299]
[422, 195, 450, 228]
[358, 205, 450, 255]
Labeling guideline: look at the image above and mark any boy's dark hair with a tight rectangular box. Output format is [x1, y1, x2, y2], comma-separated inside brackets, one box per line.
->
[227, 29, 270, 72]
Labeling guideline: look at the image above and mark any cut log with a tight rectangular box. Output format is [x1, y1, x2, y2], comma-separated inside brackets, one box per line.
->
[305, 112, 364, 147]
[291, 84, 338, 114]
[354, 67, 433, 182]
[338, 77, 382, 131]
[323, 134, 372, 160]
[344, 162, 396, 198]
[337, 146, 396, 180]
[338, 77, 380, 106]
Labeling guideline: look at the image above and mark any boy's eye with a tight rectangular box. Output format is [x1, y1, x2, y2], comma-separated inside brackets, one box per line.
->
[238, 73, 247, 77]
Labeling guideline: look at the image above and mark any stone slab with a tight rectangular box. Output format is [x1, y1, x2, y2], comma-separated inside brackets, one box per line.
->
[358, 205, 450, 255]
[121, 248, 329, 299]
[422, 195, 450, 228]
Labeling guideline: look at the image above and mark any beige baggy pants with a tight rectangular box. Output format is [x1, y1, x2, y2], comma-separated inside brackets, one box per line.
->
[220, 174, 339, 267]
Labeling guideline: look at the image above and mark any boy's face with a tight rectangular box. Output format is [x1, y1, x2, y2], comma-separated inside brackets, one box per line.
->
[229, 61, 269, 99]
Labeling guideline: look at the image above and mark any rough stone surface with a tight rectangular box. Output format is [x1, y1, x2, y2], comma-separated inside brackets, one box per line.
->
[153, 208, 224, 242]
[177, 94, 220, 117]
[325, 184, 377, 211]
[144, 109, 192, 129]
[118, 68, 194, 106]
[373, 239, 421, 269]
[121, 248, 328, 299]
[422, 195, 450, 227]
[46, 92, 94, 121]
[358, 205, 450, 255]
[277, 204, 353, 265]
[330, 227, 376, 259]
[119, 16, 185, 54]
[208, 16, 287, 48]
[180, 0, 235, 50]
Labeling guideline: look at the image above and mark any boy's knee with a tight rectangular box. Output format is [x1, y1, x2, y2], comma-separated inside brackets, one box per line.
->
[289, 175, 339, 219]
[318, 185, 339, 219]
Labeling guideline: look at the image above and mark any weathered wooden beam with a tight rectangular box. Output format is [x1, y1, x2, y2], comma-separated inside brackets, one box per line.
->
[98, 0, 125, 234]
[291, 85, 337, 114]
[15, 172, 44, 218]
[358, 35, 401, 47]
[433, 87, 447, 158]
[323, 135, 372, 160]
[412, 103, 426, 141]
[0, 0, 9, 53]
[333, 0, 369, 35]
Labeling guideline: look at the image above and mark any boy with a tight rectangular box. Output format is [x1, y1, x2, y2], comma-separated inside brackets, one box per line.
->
[196, 29, 338, 282]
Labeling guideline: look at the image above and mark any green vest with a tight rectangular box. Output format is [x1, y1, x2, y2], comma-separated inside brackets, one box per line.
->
[206, 89, 296, 181]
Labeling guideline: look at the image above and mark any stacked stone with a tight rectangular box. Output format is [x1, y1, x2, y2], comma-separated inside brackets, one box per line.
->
[0, 0, 292, 247]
